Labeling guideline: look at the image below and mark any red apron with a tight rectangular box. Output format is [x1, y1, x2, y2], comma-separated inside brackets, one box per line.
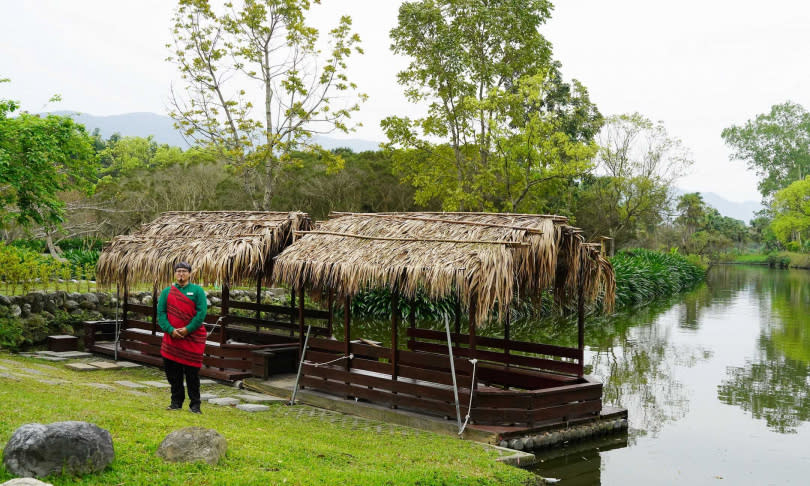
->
[160, 285, 206, 368]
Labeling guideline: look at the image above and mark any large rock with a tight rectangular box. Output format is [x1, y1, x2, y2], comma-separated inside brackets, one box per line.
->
[2, 421, 114, 478]
[1, 479, 53, 485]
[156, 427, 227, 465]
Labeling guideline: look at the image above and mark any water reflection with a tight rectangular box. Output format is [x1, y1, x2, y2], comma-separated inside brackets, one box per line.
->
[716, 267, 810, 434]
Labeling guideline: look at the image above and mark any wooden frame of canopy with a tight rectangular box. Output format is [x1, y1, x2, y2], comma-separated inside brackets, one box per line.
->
[274, 212, 615, 427]
[90, 211, 325, 380]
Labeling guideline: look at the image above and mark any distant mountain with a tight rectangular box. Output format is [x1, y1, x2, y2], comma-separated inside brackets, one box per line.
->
[47, 111, 383, 152]
[48, 111, 190, 148]
[674, 189, 763, 224]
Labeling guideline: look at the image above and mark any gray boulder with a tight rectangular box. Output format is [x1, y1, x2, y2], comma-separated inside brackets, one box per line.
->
[2, 421, 114, 478]
[0, 294, 11, 306]
[63, 300, 79, 311]
[156, 427, 227, 465]
[1, 478, 54, 486]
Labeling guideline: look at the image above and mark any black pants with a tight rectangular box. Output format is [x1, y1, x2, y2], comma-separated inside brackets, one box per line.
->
[163, 357, 201, 409]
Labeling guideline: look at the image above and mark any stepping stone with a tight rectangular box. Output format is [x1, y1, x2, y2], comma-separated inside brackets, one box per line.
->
[114, 380, 147, 388]
[37, 356, 69, 361]
[199, 379, 217, 385]
[30, 363, 59, 370]
[0, 372, 19, 380]
[236, 403, 270, 412]
[87, 361, 121, 370]
[52, 351, 92, 358]
[37, 378, 67, 385]
[87, 383, 116, 391]
[20, 367, 45, 375]
[36, 351, 66, 357]
[200, 393, 219, 401]
[115, 361, 142, 368]
[140, 381, 171, 388]
[0, 365, 7, 370]
[123, 389, 149, 396]
[66, 363, 99, 371]
[235, 393, 286, 404]
[209, 397, 240, 406]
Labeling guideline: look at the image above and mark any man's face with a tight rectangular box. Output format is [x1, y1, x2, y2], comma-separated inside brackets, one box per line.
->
[175, 268, 190, 285]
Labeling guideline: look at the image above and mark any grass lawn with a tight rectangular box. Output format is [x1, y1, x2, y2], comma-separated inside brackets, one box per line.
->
[0, 353, 537, 485]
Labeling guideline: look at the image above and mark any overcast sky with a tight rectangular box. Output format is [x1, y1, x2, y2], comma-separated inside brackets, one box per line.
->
[3, 0, 810, 203]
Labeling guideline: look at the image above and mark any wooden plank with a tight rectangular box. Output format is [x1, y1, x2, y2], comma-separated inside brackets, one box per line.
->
[308, 338, 344, 353]
[302, 364, 460, 403]
[125, 319, 154, 331]
[411, 341, 580, 375]
[203, 355, 252, 371]
[121, 330, 162, 345]
[398, 348, 473, 373]
[127, 303, 152, 315]
[407, 328, 581, 359]
[299, 377, 460, 416]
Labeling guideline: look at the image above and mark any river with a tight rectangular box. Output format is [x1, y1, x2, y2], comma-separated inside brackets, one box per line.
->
[530, 265, 810, 485]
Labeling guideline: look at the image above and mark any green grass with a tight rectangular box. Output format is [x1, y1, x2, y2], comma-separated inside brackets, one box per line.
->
[0, 354, 536, 485]
[726, 253, 770, 264]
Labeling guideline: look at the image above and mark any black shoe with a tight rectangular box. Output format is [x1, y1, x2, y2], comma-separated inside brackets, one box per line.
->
[190, 407, 202, 414]
[167, 404, 182, 411]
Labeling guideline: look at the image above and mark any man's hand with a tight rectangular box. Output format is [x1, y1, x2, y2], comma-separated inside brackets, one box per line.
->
[177, 327, 189, 338]
[170, 329, 182, 339]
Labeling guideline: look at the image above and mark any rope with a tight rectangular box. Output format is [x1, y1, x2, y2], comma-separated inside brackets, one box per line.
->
[305, 354, 353, 367]
[458, 358, 478, 436]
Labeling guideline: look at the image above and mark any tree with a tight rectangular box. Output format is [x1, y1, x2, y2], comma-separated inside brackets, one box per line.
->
[770, 176, 810, 249]
[167, 0, 366, 209]
[574, 113, 693, 246]
[382, 0, 600, 212]
[722, 101, 810, 200]
[0, 81, 97, 228]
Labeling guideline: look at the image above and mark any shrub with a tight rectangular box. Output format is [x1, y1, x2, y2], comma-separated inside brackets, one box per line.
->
[610, 248, 706, 308]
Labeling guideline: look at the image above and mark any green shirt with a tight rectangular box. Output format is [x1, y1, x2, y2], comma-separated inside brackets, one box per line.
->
[156, 282, 208, 334]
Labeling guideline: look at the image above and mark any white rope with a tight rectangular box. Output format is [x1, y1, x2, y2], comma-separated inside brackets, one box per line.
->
[305, 354, 354, 367]
[458, 358, 478, 436]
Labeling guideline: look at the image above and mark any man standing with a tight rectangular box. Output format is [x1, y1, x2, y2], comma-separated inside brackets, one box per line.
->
[157, 261, 208, 414]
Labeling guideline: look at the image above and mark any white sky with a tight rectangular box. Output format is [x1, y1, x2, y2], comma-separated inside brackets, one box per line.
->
[3, 0, 810, 203]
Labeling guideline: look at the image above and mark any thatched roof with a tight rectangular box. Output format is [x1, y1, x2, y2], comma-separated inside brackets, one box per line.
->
[97, 211, 311, 287]
[272, 212, 614, 324]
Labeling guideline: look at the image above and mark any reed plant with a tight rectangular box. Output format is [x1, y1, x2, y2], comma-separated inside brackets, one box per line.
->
[610, 248, 705, 308]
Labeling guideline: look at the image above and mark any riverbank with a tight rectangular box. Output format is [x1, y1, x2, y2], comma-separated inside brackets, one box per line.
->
[0, 352, 538, 485]
[719, 251, 810, 269]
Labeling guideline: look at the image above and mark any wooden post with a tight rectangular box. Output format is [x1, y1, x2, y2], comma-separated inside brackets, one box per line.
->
[454, 298, 461, 344]
[504, 309, 511, 369]
[298, 288, 306, 357]
[220, 283, 230, 346]
[577, 267, 586, 377]
[289, 290, 296, 337]
[391, 292, 399, 382]
[327, 290, 334, 337]
[468, 299, 478, 391]
[151, 284, 158, 335]
[344, 295, 352, 398]
[255, 272, 263, 331]
[407, 304, 416, 350]
[121, 271, 129, 351]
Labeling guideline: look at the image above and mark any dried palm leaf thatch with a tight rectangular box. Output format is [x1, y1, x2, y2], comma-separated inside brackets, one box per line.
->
[275, 212, 615, 325]
[96, 211, 310, 288]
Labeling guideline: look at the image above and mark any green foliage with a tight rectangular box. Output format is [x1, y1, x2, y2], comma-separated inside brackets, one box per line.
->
[383, 0, 600, 212]
[574, 113, 693, 248]
[770, 176, 810, 248]
[0, 81, 99, 227]
[351, 288, 457, 321]
[610, 248, 706, 308]
[722, 101, 810, 199]
[167, 0, 366, 209]
[0, 243, 95, 294]
[57, 237, 105, 252]
[8, 238, 46, 253]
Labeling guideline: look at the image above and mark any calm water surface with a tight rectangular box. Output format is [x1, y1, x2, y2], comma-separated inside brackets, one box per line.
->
[530, 265, 810, 485]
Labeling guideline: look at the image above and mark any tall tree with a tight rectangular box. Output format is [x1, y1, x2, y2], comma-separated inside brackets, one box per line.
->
[0, 81, 97, 228]
[574, 113, 693, 246]
[382, 0, 600, 212]
[167, 0, 366, 208]
[722, 101, 810, 200]
[770, 176, 810, 249]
